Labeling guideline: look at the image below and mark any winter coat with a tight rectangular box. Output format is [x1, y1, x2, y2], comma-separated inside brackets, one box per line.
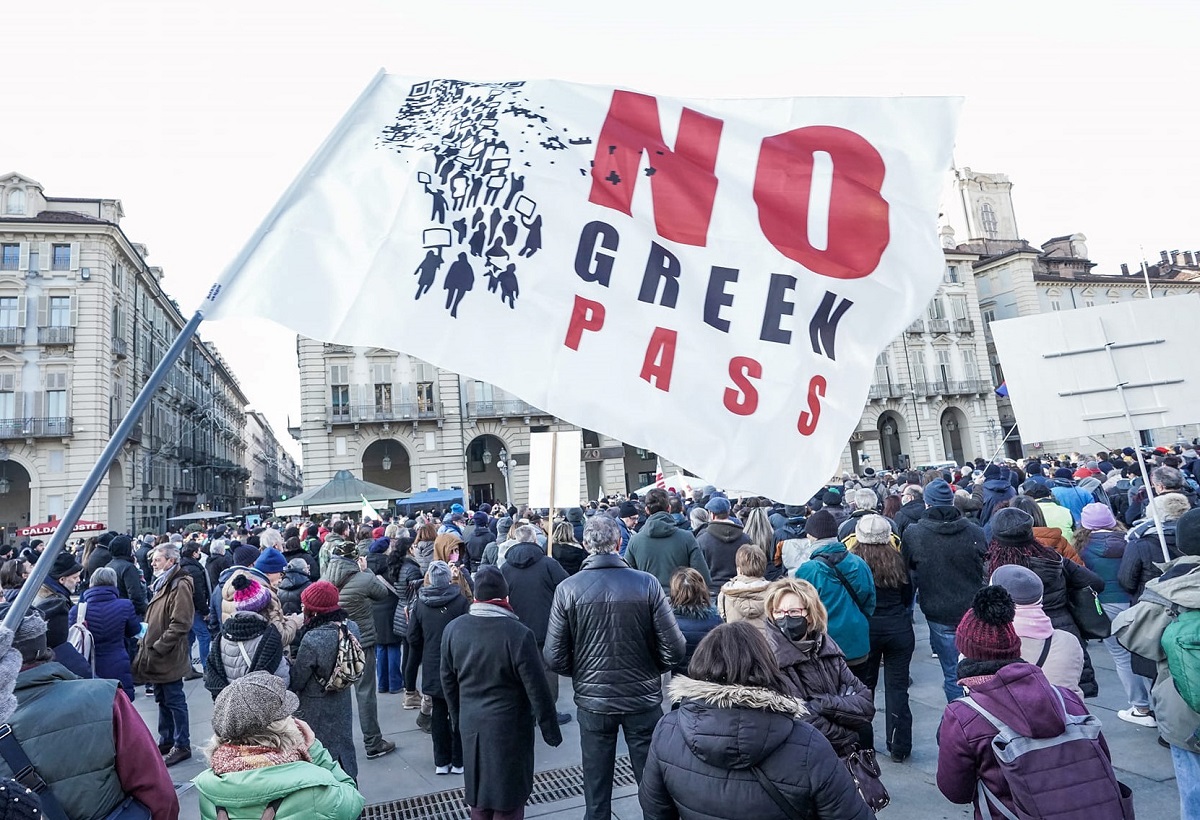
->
[1032, 527, 1082, 565]
[979, 478, 1016, 525]
[1013, 552, 1105, 630]
[406, 584, 470, 697]
[290, 618, 359, 779]
[390, 556, 425, 635]
[413, 539, 436, 575]
[205, 552, 233, 592]
[282, 544, 319, 580]
[936, 662, 1112, 820]
[501, 542, 568, 645]
[1017, 631, 1084, 700]
[109, 555, 147, 616]
[797, 544, 876, 663]
[194, 735, 364, 820]
[34, 577, 75, 649]
[84, 544, 112, 580]
[893, 498, 926, 537]
[442, 607, 562, 812]
[464, 525, 494, 566]
[902, 506, 988, 627]
[670, 605, 722, 677]
[277, 567, 312, 616]
[626, 512, 713, 592]
[68, 586, 140, 695]
[1035, 499, 1076, 543]
[204, 611, 286, 696]
[1049, 480, 1094, 524]
[764, 626, 875, 756]
[322, 556, 391, 648]
[1119, 520, 1181, 600]
[216, 567, 299, 647]
[1113, 556, 1200, 751]
[365, 553, 401, 646]
[822, 503, 850, 528]
[639, 677, 874, 820]
[1079, 529, 1131, 605]
[132, 566, 195, 684]
[180, 555, 211, 615]
[717, 575, 771, 631]
[552, 540, 587, 576]
[318, 534, 344, 575]
[696, 520, 751, 596]
[544, 552, 686, 714]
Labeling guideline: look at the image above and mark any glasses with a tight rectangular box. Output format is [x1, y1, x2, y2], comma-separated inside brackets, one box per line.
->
[774, 608, 808, 618]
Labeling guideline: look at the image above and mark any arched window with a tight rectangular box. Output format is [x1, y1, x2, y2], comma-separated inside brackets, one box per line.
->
[5, 189, 25, 215]
[980, 202, 999, 239]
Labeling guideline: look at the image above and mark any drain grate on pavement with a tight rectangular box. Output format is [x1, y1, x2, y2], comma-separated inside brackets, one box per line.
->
[362, 755, 635, 819]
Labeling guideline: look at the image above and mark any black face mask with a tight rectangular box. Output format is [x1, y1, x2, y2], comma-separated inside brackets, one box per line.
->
[776, 615, 809, 642]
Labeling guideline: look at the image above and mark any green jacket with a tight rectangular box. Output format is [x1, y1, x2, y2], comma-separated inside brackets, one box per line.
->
[1113, 555, 1200, 752]
[625, 512, 712, 591]
[194, 737, 363, 820]
[323, 556, 390, 647]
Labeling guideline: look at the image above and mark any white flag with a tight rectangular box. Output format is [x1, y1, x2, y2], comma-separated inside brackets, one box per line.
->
[361, 495, 379, 523]
[205, 73, 960, 503]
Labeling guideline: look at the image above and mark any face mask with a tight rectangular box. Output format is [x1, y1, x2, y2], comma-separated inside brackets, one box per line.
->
[776, 615, 809, 642]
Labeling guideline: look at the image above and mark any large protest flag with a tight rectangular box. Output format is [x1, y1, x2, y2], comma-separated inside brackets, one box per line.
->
[203, 74, 960, 503]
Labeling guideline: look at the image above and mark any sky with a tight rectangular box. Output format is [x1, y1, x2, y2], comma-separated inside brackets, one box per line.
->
[6, 0, 1198, 465]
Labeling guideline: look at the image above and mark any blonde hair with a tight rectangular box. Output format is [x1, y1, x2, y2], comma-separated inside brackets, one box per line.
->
[764, 578, 827, 636]
[735, 544, 766, 578]
[205, 717, 303, 761]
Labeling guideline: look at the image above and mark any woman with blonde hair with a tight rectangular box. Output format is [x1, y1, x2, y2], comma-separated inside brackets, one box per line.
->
[717, 544, 772, 631]
[763, 578, 875, 757]
[551, 520, 587, 576]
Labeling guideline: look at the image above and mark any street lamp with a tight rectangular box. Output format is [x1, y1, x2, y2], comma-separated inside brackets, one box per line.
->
[481, 447, 492, 466]
[496, 447, 516, 504]
[382, 443, 392, 472]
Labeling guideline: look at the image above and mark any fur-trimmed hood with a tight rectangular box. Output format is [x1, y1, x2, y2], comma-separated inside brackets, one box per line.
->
[666, 677, 809, 770]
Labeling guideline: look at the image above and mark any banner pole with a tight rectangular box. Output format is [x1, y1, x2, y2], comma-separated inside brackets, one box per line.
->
[3, 309, 207, 632]
[547, 432, 557, 557]
[987, 424, 1019, 466]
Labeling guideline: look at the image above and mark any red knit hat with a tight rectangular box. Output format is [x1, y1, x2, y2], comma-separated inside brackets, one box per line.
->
[301, 580, 341, 614]
[955, 586, 1021, 661]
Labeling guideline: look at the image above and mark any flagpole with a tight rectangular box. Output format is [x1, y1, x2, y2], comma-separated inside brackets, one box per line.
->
[3, 310, 207, 632]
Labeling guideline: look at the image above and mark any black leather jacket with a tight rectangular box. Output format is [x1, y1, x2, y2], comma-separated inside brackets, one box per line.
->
[544, 552, 685, 714]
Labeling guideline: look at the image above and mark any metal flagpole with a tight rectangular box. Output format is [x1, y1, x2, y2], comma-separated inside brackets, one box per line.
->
[2, 310, 206, 631]
[987, 424, 1019, 466]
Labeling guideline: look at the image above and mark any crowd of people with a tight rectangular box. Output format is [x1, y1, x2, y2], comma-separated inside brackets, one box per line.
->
[0, 444, 1193, 818]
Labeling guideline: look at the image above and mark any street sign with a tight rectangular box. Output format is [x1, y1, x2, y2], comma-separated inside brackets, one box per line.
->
[582, 446, 624, 462]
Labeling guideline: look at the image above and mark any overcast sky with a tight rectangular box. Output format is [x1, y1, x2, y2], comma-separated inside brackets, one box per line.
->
[7, 0, 1197, 464]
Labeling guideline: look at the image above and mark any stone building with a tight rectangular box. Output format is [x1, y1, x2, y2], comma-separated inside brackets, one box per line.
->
[244, 411, 303, 510]
[0, 173, 253, 538]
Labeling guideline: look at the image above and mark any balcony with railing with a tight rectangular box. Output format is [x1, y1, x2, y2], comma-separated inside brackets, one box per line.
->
[110, 419, 143, 442]
[927, 318, 952, 334]
[466, 399, 542, 419]
[0, 417, 72, 439]
[112, 336, 128, 358]
[0, 327, 22, 346]
[911, 379, 993, 397]
[953, 318, 974, 334]
[867, 382, 910, 400]
[38, 326, 74, 345]
[328, 402, 443, 425]
[906, 320, 924, 334]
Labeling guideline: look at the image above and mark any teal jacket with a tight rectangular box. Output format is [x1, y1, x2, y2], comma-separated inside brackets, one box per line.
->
[796, 544, 876, 663]
[194, 737, 364, 820]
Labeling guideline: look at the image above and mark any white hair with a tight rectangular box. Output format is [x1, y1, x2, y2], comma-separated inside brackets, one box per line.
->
[851, 489, 878, 511]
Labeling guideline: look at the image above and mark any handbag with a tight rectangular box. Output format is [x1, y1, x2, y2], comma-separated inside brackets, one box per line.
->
[1068, 586, 1111, 640]
[841, 746, 890, 813]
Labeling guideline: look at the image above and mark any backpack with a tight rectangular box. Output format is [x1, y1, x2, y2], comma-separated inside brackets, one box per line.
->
[67, 602, 95, 669]
[320, 623, 365, 693]
[1161, 606, 1200, 713]
[958, 687, 1133, 820]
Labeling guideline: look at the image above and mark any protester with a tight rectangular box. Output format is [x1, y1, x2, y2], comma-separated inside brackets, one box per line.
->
[1007, 495, 1082, 564]
[205, 539, 232, 592]
[204, 574, 287, 699]
[1120, 492, 1189, 599]
[1113, 505, 1200, 820]
[290, 580, 360, 781]
[742, 506, 781, 582]
[550, 520, 587, 576]
[464, 510, 494, 568]
[851, 514, 914, 762]
[442, 566, 563, 820]
[626, 488, 712, 592]
[389, 537, 426, 711]
[365, 536, 403, 696]
[717, 544, 772, 631]
[412, 521, 439, 574]
[433, 533, 474, 597]
[109, 535, 149, 617]
[501, 524, 571, 724]
[0, 559, 28, 603]
[892, 484, 925, 537]
[278, 556, 313, 616]
[194, 671, 364, 819]
[696, 496, 750, 596]
[282, 534, 319, 580]
[132, 542, 196, 767]
[936, 586, 1124, 820]
[666, 567, 722, 677]
[762, 578, 875, 757]
[321, 538, 396, 759]
[901, 478, 988, 701]
[786, 508, 840, 576]
[990, 564, 1084, 699]
[68, 565, 140, 700]
[639, 622, 874, 820]
[179, 541, 211, 680]
[0, 615, 179, 818]
[407, 560, 470, 774]
[31, 550, 92, 678]
[796, 518, 876, 678]
[544, 514, 685, 820]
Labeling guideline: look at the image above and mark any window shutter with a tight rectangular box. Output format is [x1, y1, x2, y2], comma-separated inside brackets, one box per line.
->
[0, 373, 14, 391]
[36, 296, 47, 327]
[38, 243, 50, 271]
[15, 296, 25, 328]
[17, 243, 28, 271]
[68, 295, 78, 327]
[69, 242, 80, 271]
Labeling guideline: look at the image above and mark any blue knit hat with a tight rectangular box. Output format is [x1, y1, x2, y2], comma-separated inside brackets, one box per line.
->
[254, 547, 287, 575]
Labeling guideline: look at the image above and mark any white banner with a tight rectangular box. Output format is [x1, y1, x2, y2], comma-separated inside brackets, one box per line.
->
[205, 74, 960, 503]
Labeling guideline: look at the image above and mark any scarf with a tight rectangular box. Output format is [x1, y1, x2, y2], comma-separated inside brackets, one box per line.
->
[1012, 602, 1054, 639]
[150, 564, 177, 595]
[956, 657, 1021, 691]
[209, 742, 310, 775]
[470, 600, 516, 618]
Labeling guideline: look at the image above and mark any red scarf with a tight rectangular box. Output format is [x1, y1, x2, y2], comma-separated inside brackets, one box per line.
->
[476, 598, 514, 612]
[209, 743, 310, 775]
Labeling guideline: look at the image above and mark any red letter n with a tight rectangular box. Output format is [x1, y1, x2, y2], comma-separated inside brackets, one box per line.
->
[589, 91, 723, 248]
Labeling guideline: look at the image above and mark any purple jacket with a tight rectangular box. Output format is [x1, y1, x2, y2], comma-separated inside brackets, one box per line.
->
[936, 662, 1109, 819]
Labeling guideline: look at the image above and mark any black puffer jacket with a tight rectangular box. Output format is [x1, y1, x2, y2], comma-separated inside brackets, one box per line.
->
[366, 552, 401, 646]
[696, 520, 751, 596]
[639, 677, 874, 820]
[179, 555, 210, 615]
[501, 542, 568, 644]
[1119, 521, 1181, 600]
[552, 541, 587, 576]
[544, 553, 685, 714]
[276, 567, 312, 616]
[765, 626, 875, 756]
[464, 524, 494, 566]
[282, 544, 319, 580]
[901, 506, 988, 626]
[893, 497, 926, 537]
[405, 583, 470, 697]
